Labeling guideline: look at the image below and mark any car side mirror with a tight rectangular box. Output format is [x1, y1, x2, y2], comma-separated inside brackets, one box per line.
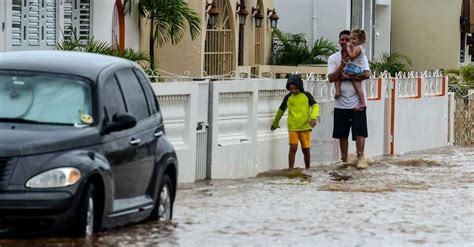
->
[102, 112, 137, 135]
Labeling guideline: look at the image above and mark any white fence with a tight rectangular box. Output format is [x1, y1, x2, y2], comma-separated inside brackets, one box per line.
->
[152, 73, 451, 183]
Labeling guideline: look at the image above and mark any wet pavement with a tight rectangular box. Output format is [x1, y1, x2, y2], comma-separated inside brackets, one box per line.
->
[1, 145, 473, 246]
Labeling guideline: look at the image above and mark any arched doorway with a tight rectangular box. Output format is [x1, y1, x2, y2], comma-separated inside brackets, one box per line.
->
[204, 0, 236, 76]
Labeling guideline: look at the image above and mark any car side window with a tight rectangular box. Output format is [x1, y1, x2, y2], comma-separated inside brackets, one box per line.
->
[133, 69, 159, 114]
[115, 69, 149, 121]
[102, 76, 126, 120]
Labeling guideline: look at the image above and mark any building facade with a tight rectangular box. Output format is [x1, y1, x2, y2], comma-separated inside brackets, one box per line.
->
[274, 0, 392, 61]
[143, 0, 276, 78]
[0, 0, 140, 52]
[391, 0, 463, 71]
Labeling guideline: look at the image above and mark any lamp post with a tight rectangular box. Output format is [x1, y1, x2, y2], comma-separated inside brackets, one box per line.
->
[252, 7, 264, 28]
[206, 0, 220, 26]
[267, 8, 279, 29]
[236, 1, 249, 25]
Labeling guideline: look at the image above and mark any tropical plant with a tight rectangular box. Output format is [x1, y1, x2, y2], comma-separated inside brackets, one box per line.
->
[270, 29, 337, 66]
[56, 37, 149, 65]
[123, 0, 201, 70]
[369, 52, 412, 76]
[306, 37, 339, 64]
[446, 64, 474, 97]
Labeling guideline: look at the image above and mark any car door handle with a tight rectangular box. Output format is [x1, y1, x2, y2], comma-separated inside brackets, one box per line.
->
[129, 138, 141, 146]
[154, 131, 164, 137]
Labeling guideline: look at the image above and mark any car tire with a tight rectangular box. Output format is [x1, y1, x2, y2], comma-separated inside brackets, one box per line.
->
[73, 183, 96, 237]
[149, 174, 174, 221]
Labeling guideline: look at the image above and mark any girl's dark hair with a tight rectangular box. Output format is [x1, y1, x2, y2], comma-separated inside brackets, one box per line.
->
[352, 29, 367, 43]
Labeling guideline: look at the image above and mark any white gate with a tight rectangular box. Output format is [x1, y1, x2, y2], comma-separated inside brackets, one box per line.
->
[195, 81, 210, 180]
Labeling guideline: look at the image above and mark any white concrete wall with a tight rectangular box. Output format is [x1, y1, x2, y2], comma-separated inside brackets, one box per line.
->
[151, 82, 200, 183]
[92, 1, 114, 45]
[152, 74, 450, 183]
[393, 75, 449, 153]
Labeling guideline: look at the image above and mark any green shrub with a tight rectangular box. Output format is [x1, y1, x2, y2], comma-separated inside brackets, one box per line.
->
[370, 52, 412, 76]
[443, 68, 459, 75]
[56, 37, 149, 66]
[459, 63, 474, 82]
[448, 64, 474, 97]
[270, 29, 338, 66]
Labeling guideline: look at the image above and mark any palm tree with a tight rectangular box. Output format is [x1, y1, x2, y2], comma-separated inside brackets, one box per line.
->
[124, 0, 201, 70]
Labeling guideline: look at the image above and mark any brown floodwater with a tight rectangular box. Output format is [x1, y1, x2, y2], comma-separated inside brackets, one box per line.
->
[1, 145, 473, 246]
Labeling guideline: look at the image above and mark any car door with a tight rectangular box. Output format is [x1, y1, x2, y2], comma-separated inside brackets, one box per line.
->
[115, 69, 156, 198]
[100, 75, 138, 201]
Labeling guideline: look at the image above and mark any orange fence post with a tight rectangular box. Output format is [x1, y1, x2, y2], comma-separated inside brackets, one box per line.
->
[390, 78, 396, 155]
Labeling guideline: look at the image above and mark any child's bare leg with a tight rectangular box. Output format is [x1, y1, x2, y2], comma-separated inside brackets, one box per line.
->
[288, 144, 298, 169]
[353, 80, 366, 110]
[302, 148, 311, 169]
[334, 80, 342, 98]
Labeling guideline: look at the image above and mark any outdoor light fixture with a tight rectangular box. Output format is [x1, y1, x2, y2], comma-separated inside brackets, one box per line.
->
[236, 1, 249, 25]
[206, 0, 220, 26]
[252, 7, 264, 28]
[267, 8, 279, 29]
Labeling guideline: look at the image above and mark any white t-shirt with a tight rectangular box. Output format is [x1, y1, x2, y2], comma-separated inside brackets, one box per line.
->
[327, 51, 370, 109]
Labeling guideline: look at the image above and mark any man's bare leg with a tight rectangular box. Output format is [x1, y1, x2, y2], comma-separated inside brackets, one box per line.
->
[339, 139, 349, 162]
[355, 136, 365, 160]
[302, 148, 311, 169]
[355, 136, 368, 169]
[289, 144, 298, 169]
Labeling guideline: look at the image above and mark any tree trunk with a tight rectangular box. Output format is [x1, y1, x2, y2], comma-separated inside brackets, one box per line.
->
[149, 17, 155, 70]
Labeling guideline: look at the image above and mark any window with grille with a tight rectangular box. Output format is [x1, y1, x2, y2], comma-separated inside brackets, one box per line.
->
[204, 0, 236, 76]
[64, 0, 91, 44]
[11, 0, 58, 50]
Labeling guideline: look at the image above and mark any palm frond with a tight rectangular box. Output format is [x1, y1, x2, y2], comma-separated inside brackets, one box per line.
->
[370, 52, 412, 76]
[56, 36, 150, 65]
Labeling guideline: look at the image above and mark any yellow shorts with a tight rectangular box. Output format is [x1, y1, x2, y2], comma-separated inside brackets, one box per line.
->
[288, 131, 311, 148]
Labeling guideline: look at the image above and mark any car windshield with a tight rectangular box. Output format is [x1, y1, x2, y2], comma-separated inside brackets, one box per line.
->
[0, 71, 92, 125]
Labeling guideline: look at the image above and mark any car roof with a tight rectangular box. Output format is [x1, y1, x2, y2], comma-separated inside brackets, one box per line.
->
[0, 50, 135, 81]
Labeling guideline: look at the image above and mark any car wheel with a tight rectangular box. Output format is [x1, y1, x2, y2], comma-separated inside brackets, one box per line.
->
[73, 183, 96, 237]
[150, 174, 174, 221]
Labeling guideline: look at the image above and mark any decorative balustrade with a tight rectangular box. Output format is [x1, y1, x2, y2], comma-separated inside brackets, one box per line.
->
[157, 94, 189, 149]
[257, 90, 288, 140]
[217, 92, 252, 145]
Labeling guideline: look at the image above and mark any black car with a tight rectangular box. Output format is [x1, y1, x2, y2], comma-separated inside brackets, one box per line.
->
[0, 51, 178, 236]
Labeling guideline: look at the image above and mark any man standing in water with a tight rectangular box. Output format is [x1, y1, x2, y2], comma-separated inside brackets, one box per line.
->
[327, 30, 370, 168]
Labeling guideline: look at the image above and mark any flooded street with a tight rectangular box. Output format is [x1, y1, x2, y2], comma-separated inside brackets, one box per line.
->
[1, 145, 473, 246]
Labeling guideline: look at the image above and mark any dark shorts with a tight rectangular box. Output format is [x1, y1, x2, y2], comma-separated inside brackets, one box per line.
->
[332, 108, 368, 141]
